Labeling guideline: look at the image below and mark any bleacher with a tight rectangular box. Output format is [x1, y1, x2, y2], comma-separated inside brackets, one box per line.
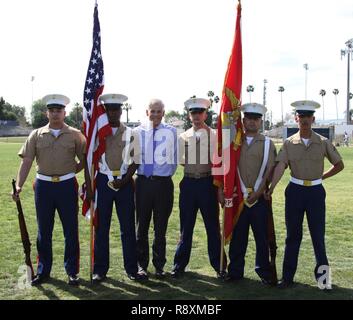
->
[0, 125, 32, 137]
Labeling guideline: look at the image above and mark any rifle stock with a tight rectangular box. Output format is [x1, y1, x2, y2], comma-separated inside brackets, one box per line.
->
[12, 179, 35, 280]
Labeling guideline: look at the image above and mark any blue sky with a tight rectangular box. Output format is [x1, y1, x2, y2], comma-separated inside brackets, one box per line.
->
[0, 0, 352, 123]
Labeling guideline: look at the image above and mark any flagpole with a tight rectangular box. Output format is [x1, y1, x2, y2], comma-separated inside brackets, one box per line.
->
[220, 205, 226, 273]
[89, 164, 95, 284]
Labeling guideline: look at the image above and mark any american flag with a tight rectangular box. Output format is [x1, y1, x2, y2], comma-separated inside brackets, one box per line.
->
[82, 3, 112, 218]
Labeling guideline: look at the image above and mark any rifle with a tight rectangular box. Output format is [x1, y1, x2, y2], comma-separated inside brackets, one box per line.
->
[266, 193, 278, 286]
[12, 179, 35, 282]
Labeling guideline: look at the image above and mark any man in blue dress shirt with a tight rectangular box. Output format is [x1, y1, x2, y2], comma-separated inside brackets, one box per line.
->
[135, 99, 177, 279]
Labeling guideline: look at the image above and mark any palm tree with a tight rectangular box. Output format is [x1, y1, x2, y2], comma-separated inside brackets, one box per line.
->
[207, 90, 219, 108]
[319, 89, 326, 121]
[278, 86, 285, 124]
[333, 89, 339, 121]
[246, 85, 254, 103]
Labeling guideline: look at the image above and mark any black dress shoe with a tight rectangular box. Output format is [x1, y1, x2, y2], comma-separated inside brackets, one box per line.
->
[31, 274, 50, 286]
[171, 269, 184, 278]
[216, 271, 227, 280]
[260, 277, 272, 286]
[68, 275, 80, 286]
[277, 279, 294, 289]
[92, 274, 106, 283]
[317, 280, 333, 291]
[127, 272, 148, 281]
[137, 269, 149, 280]
[155, 269, 166, 278]
[127, 273, 138, 281]
[225, 275, 243, 282]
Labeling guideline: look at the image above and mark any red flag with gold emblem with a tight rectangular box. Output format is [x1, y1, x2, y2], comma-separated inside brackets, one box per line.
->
[213, 0, 244, 244]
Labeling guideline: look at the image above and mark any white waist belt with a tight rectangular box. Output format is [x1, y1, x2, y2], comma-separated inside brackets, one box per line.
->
[99, 169, 121, 176]
[290, 177, 322, 187]
[36, 172, 75, 182]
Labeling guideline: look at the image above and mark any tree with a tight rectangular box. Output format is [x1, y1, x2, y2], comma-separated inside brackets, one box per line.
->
[164, 110, 182, 124]
[182, 92, 220, 130]
[246, 85, 255, 103]
[264, 119, 271, 131]
[333, 89, 339, 120]
[65, 103, 83, 129]
[319, 89, 326, 121]
[31, 99, 48, 128]
[0, 97, 27, 124]
[0, 97, 5, 119]
[0, 101, 17, 121]
[207, 91, 220, 107]
[278, 86, 285, 124]
[181, 95, 196, 130]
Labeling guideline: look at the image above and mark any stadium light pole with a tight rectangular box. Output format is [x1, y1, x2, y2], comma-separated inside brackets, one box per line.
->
[303, 63, 309, 99]
[263, 79, 268, 131]
[31, 76, 35, 107]
[123, 103, 132, 123]
[341, 38, 353, 124]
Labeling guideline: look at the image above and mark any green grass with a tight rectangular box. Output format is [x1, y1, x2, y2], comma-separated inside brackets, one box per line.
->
[0, 140, 352, 300]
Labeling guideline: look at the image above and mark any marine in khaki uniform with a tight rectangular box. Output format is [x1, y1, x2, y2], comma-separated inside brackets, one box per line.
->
[12, 94, 86, 286]
[171, 98, 226, 279]
[218, 103, 277, 284]
[84, 94, 144, 283]
[267, 100, 344, 289]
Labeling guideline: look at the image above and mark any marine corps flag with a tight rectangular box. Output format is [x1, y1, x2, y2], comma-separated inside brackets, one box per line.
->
[213, 0, 244, 244]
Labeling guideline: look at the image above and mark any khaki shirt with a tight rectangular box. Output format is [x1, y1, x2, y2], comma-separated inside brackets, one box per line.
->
[18, 123, 86, 175]
[102, 123, 139, 171]
[276, 131, 342, 180]
[179, 126, 216, 175]
[238, 134, 277, 188]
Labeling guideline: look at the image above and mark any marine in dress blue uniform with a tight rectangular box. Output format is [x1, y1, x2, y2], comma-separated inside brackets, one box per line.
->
[14, 94, 86, 286]
[267, 100, 344, 289]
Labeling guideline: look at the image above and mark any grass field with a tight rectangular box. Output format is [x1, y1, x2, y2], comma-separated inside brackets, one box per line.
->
[0, 137, 352, 300]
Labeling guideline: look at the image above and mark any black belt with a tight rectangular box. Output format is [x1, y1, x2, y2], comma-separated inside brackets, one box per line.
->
[137, 175, 171, 181]
[184, 172, 212, 179]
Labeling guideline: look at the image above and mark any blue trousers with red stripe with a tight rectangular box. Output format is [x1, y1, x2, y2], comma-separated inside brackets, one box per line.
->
[228, 197, 271, 280]
[282, 182, 328, 282]
[34, 178, 79, 277]
[173, 176, 225, 273]
[93, 173, 138, 276]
